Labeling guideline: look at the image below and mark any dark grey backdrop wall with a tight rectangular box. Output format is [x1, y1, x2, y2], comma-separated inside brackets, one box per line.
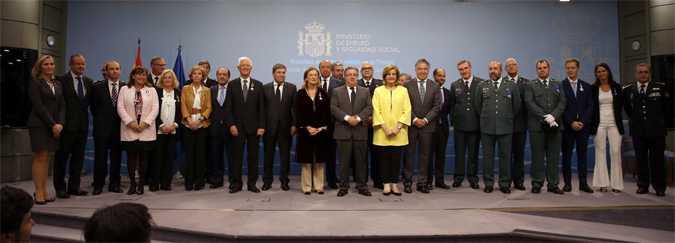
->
[66, 0, 620, 175]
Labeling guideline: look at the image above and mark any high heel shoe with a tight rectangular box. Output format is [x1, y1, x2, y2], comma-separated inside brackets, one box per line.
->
[45, 197, 56, 202]
[127, 183, 137, 195]
[391, 184, 402, 196]
[383, 184, 391, 196]
[33, 193, 46, 205]
[137, 186, 144, 195]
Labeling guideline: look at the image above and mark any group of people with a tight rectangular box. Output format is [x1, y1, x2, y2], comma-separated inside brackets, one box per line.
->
[26, 54, 670, 204]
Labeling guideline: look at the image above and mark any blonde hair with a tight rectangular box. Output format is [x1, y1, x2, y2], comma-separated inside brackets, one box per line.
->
[157, 69, 179, 89]
[189, 65, 207, 83]
[382, 64, 401, 86]
[32, 55, 55, 80]
[302, 67, 319, 90]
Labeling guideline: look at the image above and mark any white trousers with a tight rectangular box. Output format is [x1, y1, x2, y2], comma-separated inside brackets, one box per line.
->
[592, 123, 624, 189]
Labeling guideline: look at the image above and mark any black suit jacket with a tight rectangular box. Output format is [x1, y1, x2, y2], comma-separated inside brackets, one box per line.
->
[590, 82, 624, 135]
[224, 77, 266, 134]
[561, 78, 594, 133]
[322, 77, 344, 98]
[209, 84, 228, 137]
[27, 78, 65, 129]
[147, 73, 159, 87]
[56, 72, 94, 132]
[263, 81, 297, 137]
[357, 78, 383, 98]
[437, 87, 452, 136]
[154, 87, 182, 131]
[185, 78, 218, 88]
[90, 80, 125, 139]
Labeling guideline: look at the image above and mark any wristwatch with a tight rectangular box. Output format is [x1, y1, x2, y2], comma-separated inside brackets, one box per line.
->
[397, 125, 402, 129]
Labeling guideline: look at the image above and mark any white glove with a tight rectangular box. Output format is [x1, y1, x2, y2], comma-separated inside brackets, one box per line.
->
[549, 121, 559, 127]
[544, 114, 555, 124]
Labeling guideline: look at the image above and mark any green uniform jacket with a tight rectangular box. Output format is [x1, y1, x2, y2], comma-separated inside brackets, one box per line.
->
[524, 78, 566, 132]
[449, 76, 485, 132]
[474, 79, 522, 135]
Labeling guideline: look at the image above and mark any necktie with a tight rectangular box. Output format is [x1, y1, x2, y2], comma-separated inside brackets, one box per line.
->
[510, 78, 515, 82]
[76, 77, 84, 101]
[572, 81, 577, 97]
[439, 89, 444, 124]
[322, 79, 327, 90]
[275, 84, 282, 102]
[543, 79, 548, 87]
[242, 80, 249, 102]
[493, 81, 498, 89]
[419, 80, 425, 101]
[465, 81, 469, 89]
[350, 87, 356, 109]
[111, 83, 118, 106]
[154, 76, 159, 85]
[218, 86, 225, 106]
[365, 81, 370, 89]
[640, 84, 646, 94]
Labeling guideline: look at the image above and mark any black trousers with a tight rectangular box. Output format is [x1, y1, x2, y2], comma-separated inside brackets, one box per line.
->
[633, 137, 667, 193]
[184, 127, 207, 188]
[378, 145, 404, 184]
[430, 125, 449, 184]
[263, 125, 292, 184]
[92, 135, 122, 189]
[367, 128, 381, 184]
[453, 130, 481, 184]
[210, 128, 233, 186]
[510, 130, 527, 185]
[54, 131, 87, 191]
[561, 129, 590, 185]
[153, 133, 177, 188]
[232, 132, 260, 189]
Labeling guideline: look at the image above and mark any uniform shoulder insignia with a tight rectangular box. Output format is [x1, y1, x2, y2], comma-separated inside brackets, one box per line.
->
[623, 83, 634, 89]
[654, 82, 665, 85]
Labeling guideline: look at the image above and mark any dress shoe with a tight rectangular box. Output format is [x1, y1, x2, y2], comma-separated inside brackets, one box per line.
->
[337, 189, 348, 197]
[229, 187, 241, 193]
[514, 184, 526, 191]
[185, 184, 193, 191]
[149, 186, 159, 192]
[127, 184, 137, 195]
[56, 190, 70, 199]
[92, 189, 103, 195]
[636, 188, 649, 194]
[470, 183, 480, 189]
[317, 190, 324, 195]
[229, 184, 234, 189]
[531, 187, 541, 194]
[427, 183, 434, 190]
[500, 187, 511, 194]
[404, 186, 413, 194]
[194, 186, 202, 191]
[452, 182, 462, 188]
[108, 187, 123, 193]
[262, 183, 272, 191]
[547, 187, 564, 194]
[579, 184, 594, 193]
[303, 191, 311, 195]
[68, 188, 88, 196]
[562, 183, 572, 192]
[392, 190, 402, 197]
[656, 192, 666, 197]
[327, 181, 338, 189]
[484, 186, 493, 193]
[383, 191, 391, 196]
[281, 182, 290, 191]
[33, 194, 46, 205]
[435, 182, 451, 189]
[358, 190, 372, 197]
[206, 177, 214, 185]
[160, 186, 171, 191]
[248, 187, 260, 193]
[417, 184, 430, 194]
[209, 183, 223, 189]
[137, 186, 144, 195]
[374, 182, 384, 189]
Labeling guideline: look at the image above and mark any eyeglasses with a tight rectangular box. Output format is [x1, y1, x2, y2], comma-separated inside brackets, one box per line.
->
[362, 67, 373, 70]
[345, 73, 358, 77]
[505, 64, 518, 68]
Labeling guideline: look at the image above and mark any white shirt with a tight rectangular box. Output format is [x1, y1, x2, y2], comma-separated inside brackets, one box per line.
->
[363, 78, 373, 87]
[507, 75, 519, 82]
[343, 86, 361, 122]
[491, 77, 502, 89]
[274, 82, 284, 99]
[241, 78, 251, 90]
[321, 77, 331, 90]
[107, 79, 120, 97]
[158, 89, 178, 134]
[463, 75, 474, 88]
[598, 88, 615, 125]
[70, 71, 86, 96]
[638, 81, 649, 93]
[188, 85, 204, 129]
[539, 77, 551, 88]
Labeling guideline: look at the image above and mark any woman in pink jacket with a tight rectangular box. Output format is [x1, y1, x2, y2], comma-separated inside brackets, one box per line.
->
[117, 67, 159, 195]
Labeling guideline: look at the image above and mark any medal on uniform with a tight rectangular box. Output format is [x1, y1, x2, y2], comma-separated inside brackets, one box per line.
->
[630, 93, 634, 99]
[507, 89, 511, 99]
[555, 85, 559, 94]
[579, 84, 584, 92]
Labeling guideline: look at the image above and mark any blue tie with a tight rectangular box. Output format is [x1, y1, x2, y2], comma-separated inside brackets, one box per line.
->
[76, 77, 84, 101]
[572, 81, 577, 97]
[218, 86, 225, 106]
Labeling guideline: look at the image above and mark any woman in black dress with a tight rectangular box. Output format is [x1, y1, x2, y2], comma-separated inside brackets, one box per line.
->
[152, 69, 182, 191]
[27, 55, 65, 204]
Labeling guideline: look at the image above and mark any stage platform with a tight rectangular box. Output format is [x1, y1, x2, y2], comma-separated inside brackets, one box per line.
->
[5, 174, 673, 242]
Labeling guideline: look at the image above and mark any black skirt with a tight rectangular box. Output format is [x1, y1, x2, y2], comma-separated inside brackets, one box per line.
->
[121, 140, 155, 151]
[28, 126, 59, 151]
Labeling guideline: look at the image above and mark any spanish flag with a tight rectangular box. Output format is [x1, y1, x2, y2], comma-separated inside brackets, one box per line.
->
[133, 38, 142, 68]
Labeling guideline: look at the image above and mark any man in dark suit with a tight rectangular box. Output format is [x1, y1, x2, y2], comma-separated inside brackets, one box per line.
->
[561, 58, 594, 193]
[331, 66, 373, 197]
[224, 57, 265, 193]
[319, 60, 345, 189]
[332, 61, 345, 82]
[449, 60, 484, 189]
[53, 54, 93, 198]
[475, 61, 521, 194]
[262, 64, 297, 191]
[90, 61, 125, 196]
[147, 56, 165, 87]
[357, 62, 384, 189]
[185, 61, 218, 88]
[525, 60, 566, 195]
[209, 67, 233, 189]
[623, 63, 671, 197]
[504, 58, 529, 191]
[429, 68, 452, 190]
[403, 59, 441, 194]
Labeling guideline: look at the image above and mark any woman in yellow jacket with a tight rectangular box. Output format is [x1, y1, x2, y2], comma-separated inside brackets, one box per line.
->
[372, 64, 411, 196]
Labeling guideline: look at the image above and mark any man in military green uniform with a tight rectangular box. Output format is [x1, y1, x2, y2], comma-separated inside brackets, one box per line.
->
[524, 60, 566, 194]
[474, 61, 521, 194]
[623, 63, 671, 197]
[449, 60, 485, 189]
[504, 58, 529, 191]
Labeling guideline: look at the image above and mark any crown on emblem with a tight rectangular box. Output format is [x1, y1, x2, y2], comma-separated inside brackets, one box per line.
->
[305, 20, 325, 33]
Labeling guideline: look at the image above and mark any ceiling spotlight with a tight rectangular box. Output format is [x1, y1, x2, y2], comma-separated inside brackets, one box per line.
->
[16, 59, 22, 62]
[8, 62, 13, 65]
[3, 49, 9, 52]
[560, 0, 570, 2]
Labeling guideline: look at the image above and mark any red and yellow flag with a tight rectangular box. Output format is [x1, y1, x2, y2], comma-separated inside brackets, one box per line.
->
[134, 38, 142, 68]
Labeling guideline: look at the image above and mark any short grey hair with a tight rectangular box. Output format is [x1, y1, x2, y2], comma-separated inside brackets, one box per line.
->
[332, 62, 344, 71]
[457, 60, 471, 67]
[150, 56, 163, 65]
[415, 59, 430, 68]
[345, 66, 359, 74]
[238, 57, 252, 67]
[505, 58, 517, 64]
[635, 63, 651, 73]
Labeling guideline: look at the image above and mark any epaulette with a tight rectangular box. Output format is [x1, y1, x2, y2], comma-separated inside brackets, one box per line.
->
[654, 82, 665, 85]
[623, 83, 634, 89]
